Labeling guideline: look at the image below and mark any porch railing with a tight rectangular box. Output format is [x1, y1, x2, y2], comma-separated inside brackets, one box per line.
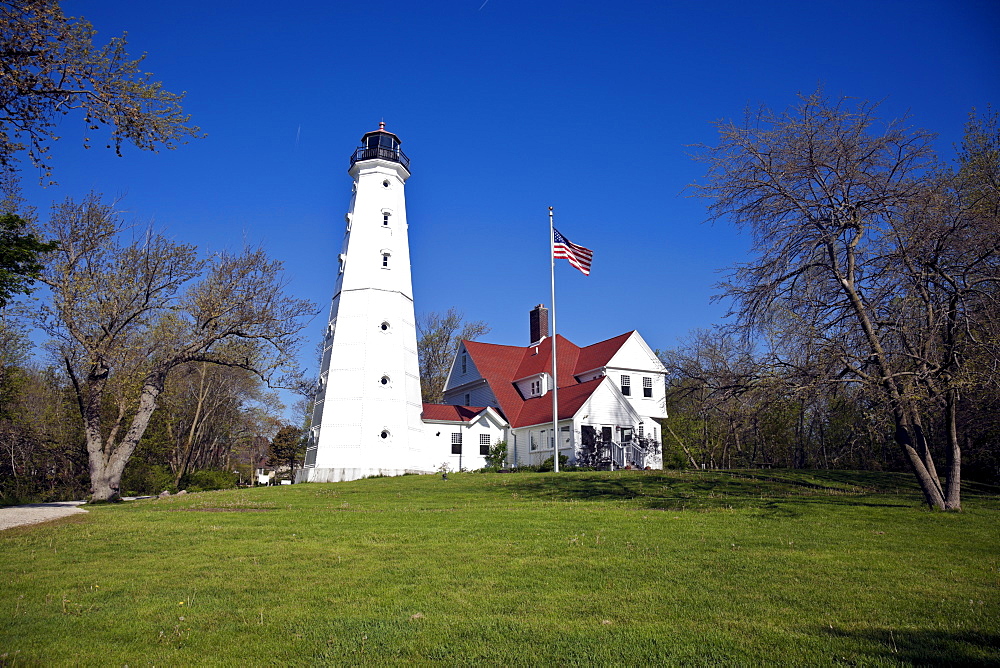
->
[628, 440, 649, 469]
[599, 439, 650, 470]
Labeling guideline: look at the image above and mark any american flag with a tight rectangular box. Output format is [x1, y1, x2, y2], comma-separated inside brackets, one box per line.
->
[552, 228, 594, 276]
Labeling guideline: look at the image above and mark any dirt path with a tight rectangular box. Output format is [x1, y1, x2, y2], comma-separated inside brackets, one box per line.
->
[0, 501, 88, 531]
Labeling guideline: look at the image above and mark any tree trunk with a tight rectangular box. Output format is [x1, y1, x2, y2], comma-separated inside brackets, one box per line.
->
[88, 380, 163, 502]
[944, 388, 962, 510]
[665, 422, 699, 469]
[894, 414, 947, 510]
[175, 364, 209, 486]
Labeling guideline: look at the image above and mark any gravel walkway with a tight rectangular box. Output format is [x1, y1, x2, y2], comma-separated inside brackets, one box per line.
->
[0, 501, 88, 531]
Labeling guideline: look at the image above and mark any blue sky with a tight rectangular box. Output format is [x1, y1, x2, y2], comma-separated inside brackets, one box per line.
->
[21, 0, 1000, 410]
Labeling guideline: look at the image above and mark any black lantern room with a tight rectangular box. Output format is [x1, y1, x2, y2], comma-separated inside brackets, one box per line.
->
[350, 122, 410, 171]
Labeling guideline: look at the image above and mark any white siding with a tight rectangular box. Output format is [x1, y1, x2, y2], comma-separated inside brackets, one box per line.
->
[429, 412, 506, 471]
[513, 373, 548, 400]
[605, 332, 668, 420]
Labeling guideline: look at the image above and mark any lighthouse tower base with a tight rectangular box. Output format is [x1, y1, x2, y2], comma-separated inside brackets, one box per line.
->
[295, 465, 435, 484]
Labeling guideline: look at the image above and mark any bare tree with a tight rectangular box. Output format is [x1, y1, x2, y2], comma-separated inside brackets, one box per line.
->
[161, 360, 279, 486]
[691, 91, 1000, 510]
[38, 194, 314, 501]
[0, 0, 201, 180]
[416, 308, 489, 404]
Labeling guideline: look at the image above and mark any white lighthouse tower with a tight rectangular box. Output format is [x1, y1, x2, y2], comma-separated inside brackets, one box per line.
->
[300, 124, 431, 482]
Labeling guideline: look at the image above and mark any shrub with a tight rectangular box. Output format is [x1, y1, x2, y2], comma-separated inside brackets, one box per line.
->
[484, 441, 508, 470]
[121, 463, 176, 496]
[181, 469, 238, 492]
[537, 454, 569, 472]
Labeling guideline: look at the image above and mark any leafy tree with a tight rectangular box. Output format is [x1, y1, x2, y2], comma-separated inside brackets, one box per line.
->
[691, 91, 1000, 510]
[416, 308, 489, 403]
[38, 193, 314, 501]
[267, 425, 305, 482]
[0, 0, 200, 179]
[0, 213, 57, 307]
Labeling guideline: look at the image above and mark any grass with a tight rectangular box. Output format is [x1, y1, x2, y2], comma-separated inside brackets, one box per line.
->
[1, 469, 998, 666]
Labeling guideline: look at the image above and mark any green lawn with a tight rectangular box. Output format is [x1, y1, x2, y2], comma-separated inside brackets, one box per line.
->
[1, 470, 998, 666]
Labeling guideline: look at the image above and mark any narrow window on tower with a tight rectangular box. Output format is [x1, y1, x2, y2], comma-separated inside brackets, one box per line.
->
[381, 252, 390, 269]
[620, 375, 631, 396]
[451, 432, 462, 454]
[382, 212, 391, 227]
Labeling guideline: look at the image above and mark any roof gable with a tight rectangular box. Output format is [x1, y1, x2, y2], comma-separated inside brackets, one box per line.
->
[604, 331, 667, 373]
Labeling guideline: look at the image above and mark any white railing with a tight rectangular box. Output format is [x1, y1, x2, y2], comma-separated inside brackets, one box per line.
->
[628, 440, 648, 469]
[606, 441, 626, 469]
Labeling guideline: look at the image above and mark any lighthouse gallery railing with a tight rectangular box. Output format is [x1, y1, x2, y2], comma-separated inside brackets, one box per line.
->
[350, 145, 410, 170]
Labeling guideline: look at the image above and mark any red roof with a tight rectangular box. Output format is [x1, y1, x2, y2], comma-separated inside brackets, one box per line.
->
[574, 331, 633, 375]
[460, 332, 635, 428]
[515, 377, 604, 427]
[421, 404, 491, 422]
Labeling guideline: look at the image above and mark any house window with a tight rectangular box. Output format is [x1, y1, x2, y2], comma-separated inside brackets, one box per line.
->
[464, 394, 470, 406]
[451, 432, 462, 454]
[621, 375, 631, 396]
[638, 423, 644, 438]
[530, 432, 537, 451]
[461, 353, 467, 374]
[480, 434, 491, 455]
[643, 376, 653, 398]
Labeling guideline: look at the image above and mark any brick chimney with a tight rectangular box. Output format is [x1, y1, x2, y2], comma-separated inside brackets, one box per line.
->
[529, 304, 549, 344]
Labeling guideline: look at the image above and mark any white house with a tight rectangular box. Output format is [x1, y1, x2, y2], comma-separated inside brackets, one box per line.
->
[421, 404, 507, 472]
[442, 305, 668, 469]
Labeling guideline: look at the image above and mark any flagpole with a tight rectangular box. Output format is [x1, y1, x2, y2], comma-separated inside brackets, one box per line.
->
[549, 206, 559, 473]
